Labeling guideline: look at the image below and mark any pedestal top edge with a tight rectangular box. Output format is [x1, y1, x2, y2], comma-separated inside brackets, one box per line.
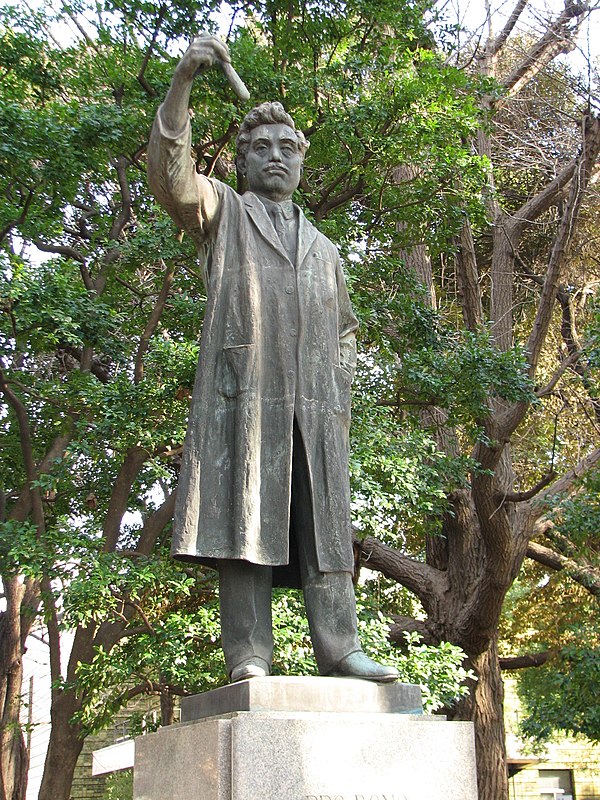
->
[180, 676, 424, 723]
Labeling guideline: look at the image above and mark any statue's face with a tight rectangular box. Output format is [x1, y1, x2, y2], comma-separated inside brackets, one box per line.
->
[243, 123, 302, 201]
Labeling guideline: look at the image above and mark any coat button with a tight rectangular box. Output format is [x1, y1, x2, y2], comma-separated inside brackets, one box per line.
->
[290, 328, 297, 336]
[285, 286, 294, 294]
[287, 370, 295, 379]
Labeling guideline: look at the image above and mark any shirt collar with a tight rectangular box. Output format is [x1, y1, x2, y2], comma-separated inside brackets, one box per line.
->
[256, 195, 296, 220]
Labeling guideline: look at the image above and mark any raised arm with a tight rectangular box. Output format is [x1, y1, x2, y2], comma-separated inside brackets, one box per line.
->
[161, 35, 233, 132]
[147, 35, 236, 248]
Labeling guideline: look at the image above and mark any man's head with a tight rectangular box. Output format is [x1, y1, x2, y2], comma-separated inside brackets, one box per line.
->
[236, 102, 309, 201]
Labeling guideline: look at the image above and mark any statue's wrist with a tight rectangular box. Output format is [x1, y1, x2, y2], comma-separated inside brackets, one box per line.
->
[173, 59, 201, 86]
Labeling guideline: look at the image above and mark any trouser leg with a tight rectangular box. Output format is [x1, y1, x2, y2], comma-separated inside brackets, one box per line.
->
[291, 422, 361, 675]
[218, 560, 273, 676]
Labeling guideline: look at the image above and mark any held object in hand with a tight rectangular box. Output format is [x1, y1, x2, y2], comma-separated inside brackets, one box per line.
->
[189, 35, 250, 102]
[220, 60, 250, 103]
[195, 57, 250, 103]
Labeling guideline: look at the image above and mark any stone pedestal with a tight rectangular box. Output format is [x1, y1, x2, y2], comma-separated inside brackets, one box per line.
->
[133, 677, 478, 800]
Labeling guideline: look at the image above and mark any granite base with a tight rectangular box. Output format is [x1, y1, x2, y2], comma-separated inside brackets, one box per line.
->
[133, 678, 478, 800]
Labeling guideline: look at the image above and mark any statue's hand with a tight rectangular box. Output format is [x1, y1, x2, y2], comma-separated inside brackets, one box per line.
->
[175, 34, 232, 83]
[161, 32, 248, 130]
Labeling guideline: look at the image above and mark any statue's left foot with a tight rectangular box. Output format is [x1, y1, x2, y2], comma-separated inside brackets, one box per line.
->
[328, 651, 399, 683]
[230, 659, 269, 683]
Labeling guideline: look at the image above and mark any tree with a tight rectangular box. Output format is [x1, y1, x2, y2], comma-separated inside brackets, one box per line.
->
[0, 2, 216, 795]
[1, 1, 481, 797]
[351, 3, 600, 798]
[498, 467, 600, 743]
[517, 627, 600, 744]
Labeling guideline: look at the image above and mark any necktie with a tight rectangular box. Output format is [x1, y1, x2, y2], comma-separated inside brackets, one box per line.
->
[272, 204, 297, 264]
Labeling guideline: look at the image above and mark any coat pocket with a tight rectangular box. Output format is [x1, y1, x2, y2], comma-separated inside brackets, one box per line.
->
[332, 363, 352, 418]
[219, 343, 255, 397]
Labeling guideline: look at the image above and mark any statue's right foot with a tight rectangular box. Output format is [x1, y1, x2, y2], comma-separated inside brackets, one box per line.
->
[327, 651, 399, 683]
[230, 659, 269, 682]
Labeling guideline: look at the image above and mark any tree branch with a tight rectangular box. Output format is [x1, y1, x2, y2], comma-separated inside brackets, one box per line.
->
[135, 491, 177, 555]
[526, 540, 600, 596]
[109, 591, 156, 636]
[122, 680, 189, 702]
[542, 522, 580, 558]
[313, 177, 366, 222]
[513, 159, 577, 228]
[524, 267, 600, 416]
[84, 156, 133, 297]
[499, 650, 553, 670]
[388, 617, 438, 646]
[57, 345, 111, 383]
[134, 260, 175, 383]
[32, 237, 96, 290]
[501, 2, 589, 101]
[529, 446, 600, 515]
[108, 157, 133, 241]
[355, 534, 448, 613]
[557, 284, 600, 423]
[41, 578, 62, 700]
[455, 220, 483, 330]
[525, 115, 600, 377]
[491, 0, 529, 56]
[0, 189, 35, 243]
[32, 238, 86, 264]
[8, 434, 73, 522]
[60, 1, 98, 49]
[0, 365, 45, 532]
[495, 472, 555, 503]
[136, 5, 166, 97]
[102, 447, 149, 552]
[536, 350, 582, 397]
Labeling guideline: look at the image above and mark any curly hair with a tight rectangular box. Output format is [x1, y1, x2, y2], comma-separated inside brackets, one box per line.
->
[236, 102, 309, 167]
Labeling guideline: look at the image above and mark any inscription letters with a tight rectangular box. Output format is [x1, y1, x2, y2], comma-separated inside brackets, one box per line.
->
[305, 794, 409, 800]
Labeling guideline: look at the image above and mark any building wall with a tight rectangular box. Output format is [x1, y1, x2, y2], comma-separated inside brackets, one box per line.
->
[509, 745, 600, 799]
[505, 679, 600, 800]
[71, 741, 107, 800]
[71, 698, 162, 800]
[22, 632, 52, 800]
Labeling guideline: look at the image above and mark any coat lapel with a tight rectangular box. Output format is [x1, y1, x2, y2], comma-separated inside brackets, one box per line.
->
[243, 193, 290, 263]
[297, 212, 318, 266]
[244, 193, 319, 267]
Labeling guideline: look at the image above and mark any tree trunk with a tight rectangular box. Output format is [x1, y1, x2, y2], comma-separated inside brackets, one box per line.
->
[37, 690, 85, 800]
[0, 580, 29, 800]
[160, 687, 175, 727]
[37, 623, 100, 800]
[36, 493, 176, 800]
[451, 637, 509, 800]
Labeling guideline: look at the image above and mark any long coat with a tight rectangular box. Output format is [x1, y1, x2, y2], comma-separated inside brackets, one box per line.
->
[148, 109, 359, 586]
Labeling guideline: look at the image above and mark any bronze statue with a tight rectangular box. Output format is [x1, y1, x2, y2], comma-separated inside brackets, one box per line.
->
[148, 35, 398, 684]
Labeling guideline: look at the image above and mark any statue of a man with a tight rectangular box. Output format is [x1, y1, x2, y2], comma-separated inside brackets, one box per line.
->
[148, 35, 398, 684]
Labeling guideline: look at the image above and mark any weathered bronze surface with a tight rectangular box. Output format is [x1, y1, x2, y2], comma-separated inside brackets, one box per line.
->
[148, 35, 397, 683]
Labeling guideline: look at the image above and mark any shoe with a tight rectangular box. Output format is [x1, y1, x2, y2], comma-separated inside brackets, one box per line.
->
[230, 660, 269, 683]
[328, 651, 399, 683]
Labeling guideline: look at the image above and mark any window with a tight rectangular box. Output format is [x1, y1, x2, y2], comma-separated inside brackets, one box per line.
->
[539, 769, 575, 800]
